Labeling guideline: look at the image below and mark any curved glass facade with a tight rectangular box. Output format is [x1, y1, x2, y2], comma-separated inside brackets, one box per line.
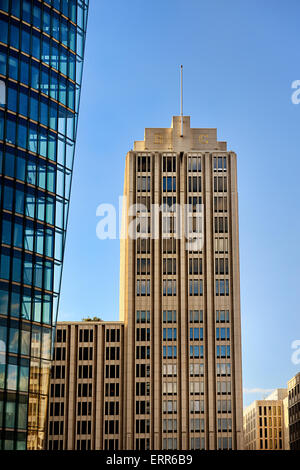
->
[0, 0, 89, 449]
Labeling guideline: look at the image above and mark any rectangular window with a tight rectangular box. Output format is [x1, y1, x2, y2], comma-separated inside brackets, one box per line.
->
[216, 310, 230, 323]
[163, 176, 176, 192]
[189, 279, 203, 296]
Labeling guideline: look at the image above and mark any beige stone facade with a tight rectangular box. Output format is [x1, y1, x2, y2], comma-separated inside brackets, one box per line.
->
[47, 116, 243, 450]
[47, 321, 124, 450]
[243, 389, 289, 450]
[120, 116, 243, 450]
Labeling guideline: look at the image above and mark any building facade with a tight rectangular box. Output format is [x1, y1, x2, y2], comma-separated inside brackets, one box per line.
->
[47, 116, 243, 450]
[288, 372, 300, 450]
[119, 116, 243, 450]
[0, 0, 89, 450]
[47, 320, 124, 450]
[243, 389, 289, 450]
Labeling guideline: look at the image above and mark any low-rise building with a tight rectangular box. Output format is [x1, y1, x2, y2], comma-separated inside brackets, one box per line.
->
[46, 320, 124, 450]
[243, 389, 288, 450]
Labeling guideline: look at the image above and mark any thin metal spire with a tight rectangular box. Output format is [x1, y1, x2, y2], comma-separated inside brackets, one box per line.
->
[180, 65, 183, 137]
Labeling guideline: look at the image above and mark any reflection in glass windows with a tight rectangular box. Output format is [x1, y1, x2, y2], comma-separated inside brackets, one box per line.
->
[0, 0, 89, 450]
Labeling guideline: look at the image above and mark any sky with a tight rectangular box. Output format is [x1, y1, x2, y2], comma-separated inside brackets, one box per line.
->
[59, 0, 300, 407]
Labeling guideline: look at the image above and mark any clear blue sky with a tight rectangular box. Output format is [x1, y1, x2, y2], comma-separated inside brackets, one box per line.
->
[59, 0, 300, 407]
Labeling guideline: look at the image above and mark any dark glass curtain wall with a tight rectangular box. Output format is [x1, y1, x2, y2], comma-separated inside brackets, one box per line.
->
[0, 0, 89, 449]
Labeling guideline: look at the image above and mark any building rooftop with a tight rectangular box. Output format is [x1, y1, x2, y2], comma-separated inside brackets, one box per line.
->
[133, 116, 228, 152]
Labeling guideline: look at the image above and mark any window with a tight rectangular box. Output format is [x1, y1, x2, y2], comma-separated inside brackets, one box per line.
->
[162, 213, 177, 235]
[162, 328, 177, 341]
[78, 383, 92, 398]
[163, 400, 177, 414]
[190, 437, 205, 450]
[163, 345, 177, 359]
[216, 345, 230, 359]
[106, 347, 120, 361]
[136, 382, 150, 397]
[136, 346, 150, 360]
[215, 258, 229, 275]
[163, 279, 176, 296]
[189, 279, 203, 296]
[79, 329, 93, 343]
[162, 196, 177, 213]
[78, 365, 93, 379]
[188, 156, 201, 172]
[136, 328, 150, 342]
[137, 258, 150, 275]
[105, 365, 120, 379]
[55, 347, 66, 361]
[214, 196, 228, 213]
[162, 155, 176, 172]
[53, 365, 65, 379]
[189, 345, 204, 359]
[136, 311, 150, 324]
[163, 258, 176, 275]
[217, 418, 232, 432]
[137, 176, 150, 192]
[218, 437, 232, 450]
[104, 420, 119, 435]
[214, 176, 227, 192]
[137, 238, 150, 254]
[216, 381, 231, 395]
[188, 176, 201, 193]
[136, 364, 150, 378]
[214, 237, 229, 254]
[190, 400, 204, 413]
[136, 279, 150, 296]
[105, 383, 119, 397]
[135, 400, 150, 415]
[79, 347, 93, 361]
[216, 328, 230, 341]
[189, 310, 203, 323]
[189, 363, 204, 377]
[136, 196, 150, 213]
[163, 311, 176, 323]
[51, 383, 65, 398]
[216, 363, 231, 377]
[163, 176, 176, 192]
[190, 418, 205, 432]
[190, 381, 204, 395]
[189, 258, 203, 275]
[162, 238, 176, 254]
[215, 279, 229, 296]
[136, 419, 150, 434]
[137, 155, 151, 172]
[213, 156, 227, 172]
[188, 196, 202, 213]
[136, 215, 151, 234]
[162, 418, 177, 433]
[190, 327, 203, 341]
[162, 381, 177, 395]
[106, 329, 120, 343]
[214, 217, 228, 233]
[56, 329, 66, 343]
[216, 310, 230, 323]
[162, 364, 177, 377]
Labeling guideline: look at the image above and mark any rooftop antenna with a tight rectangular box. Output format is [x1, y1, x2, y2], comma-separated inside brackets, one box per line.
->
[180, 65, 183, 137]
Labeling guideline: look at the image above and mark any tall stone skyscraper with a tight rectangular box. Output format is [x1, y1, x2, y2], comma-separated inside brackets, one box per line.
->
[120, 115, 243, 450]
[0, 0, 89, 450]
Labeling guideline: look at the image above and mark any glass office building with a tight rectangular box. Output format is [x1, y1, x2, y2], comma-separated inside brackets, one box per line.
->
[0, 0, 89, 449]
